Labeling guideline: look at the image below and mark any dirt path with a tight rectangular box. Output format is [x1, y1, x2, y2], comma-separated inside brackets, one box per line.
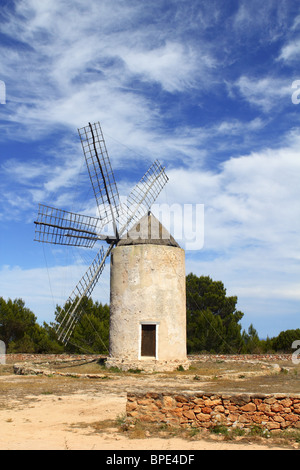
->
[0, 374, 292, 450]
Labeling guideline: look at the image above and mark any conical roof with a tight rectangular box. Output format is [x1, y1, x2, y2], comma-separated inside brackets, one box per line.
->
[117, 211, 180, 248]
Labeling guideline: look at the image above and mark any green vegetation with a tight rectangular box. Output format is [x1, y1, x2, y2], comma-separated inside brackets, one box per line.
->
[0, 297, 62, 354]
[55, 298, 110, 354]
[186, 273, 244, 353]
[0, 296, 109, 354]
[0, 273, 298, 354]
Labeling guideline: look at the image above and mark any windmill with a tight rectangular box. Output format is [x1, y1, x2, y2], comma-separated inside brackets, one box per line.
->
[34, 121, 169, 347]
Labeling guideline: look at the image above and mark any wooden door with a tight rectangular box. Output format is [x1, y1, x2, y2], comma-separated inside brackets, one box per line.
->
[141, 324, 156, 357]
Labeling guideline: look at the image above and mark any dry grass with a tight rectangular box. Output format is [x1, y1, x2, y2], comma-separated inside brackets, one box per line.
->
[72, 413, 300, 449]
[1, 355, 300, 449]
[14, 356, 300, 394]
[3, 356, 300, 395]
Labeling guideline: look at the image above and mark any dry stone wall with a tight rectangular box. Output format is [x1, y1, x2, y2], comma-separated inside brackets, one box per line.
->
[4, 353, 292, 364]
[127, 391, 300, 431]
[4, 354, 102, 364]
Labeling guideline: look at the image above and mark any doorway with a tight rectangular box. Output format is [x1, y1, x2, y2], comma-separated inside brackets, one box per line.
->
[141, 324, 156, 357]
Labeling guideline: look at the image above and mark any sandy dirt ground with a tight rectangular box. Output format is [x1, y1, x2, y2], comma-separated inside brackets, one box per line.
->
[0, 373, 293, 451]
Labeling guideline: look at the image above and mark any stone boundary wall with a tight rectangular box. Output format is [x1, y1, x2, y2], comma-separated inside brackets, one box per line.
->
[188, 354, 292, 362]
[127, 392, 300, 432]
[12, 363, 108, 379]
[3, 354, 103, 364]
[3, 353, 293, 364]
[10, 355, 106, 378]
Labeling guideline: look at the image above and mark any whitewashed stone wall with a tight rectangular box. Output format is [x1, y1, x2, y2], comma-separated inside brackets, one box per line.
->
[107, 244, 188, 371]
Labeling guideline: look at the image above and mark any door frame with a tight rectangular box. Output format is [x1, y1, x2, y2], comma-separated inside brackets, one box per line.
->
[139, 321, 159, 360]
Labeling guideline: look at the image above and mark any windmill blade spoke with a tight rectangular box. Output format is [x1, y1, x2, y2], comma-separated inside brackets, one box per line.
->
[78, 122, 120, 231]
[55, 244, 113, 345]
[118, 159, 169, 237]
[34, 204, 101, 248]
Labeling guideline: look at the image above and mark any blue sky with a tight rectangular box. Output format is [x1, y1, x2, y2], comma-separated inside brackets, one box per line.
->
[0, 0, 300, 339]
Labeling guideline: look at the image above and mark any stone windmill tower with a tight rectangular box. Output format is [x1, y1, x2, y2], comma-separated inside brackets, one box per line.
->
[107, 212, 188, 371]
[34, 122, 188, 371]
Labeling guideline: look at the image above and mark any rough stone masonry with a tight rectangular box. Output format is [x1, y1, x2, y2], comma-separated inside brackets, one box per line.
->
[126, 391, 300, 431]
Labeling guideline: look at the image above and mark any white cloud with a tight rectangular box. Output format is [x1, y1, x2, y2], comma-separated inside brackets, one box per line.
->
[232, 0, 291, 43]
[291, 15, 300, 31]
[235, 76, 292, 112]
[164, 134, 300, 320]
[0, 259, 110, 325]
[0, 0, 220, 144]
[120, 41, 215, 93]
[278, 38, 300, 62]
[215, 117, 265, 134]
[1, 160, 50, 183]
[0, 142, 87, 219]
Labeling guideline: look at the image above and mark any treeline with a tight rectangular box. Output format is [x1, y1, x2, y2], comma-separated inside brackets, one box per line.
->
[0, 274, 298, 355]
[185, 274, 299, 354]
[0, 297, 109, 355]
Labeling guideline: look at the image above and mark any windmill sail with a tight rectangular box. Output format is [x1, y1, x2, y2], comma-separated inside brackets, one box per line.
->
[55, 244, 113, 344]
[34, 204, 102, 248]
[118, 159, 169, 237]
[78, 122, 120, 233]
[35, 121, 169, 346]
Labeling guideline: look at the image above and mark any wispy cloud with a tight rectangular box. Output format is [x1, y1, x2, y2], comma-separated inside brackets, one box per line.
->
[167, 133, 300, 253]
[119, 41, 216, 93]
[277, 38, 300, 62]
[234, 75, 292, 112]
[0, 0, 217, 138]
